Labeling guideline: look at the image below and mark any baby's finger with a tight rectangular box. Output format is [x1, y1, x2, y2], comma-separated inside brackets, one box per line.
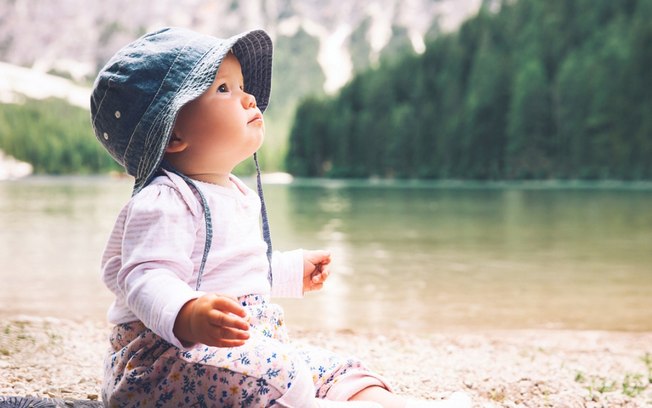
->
[214, 326, 250, 341]
[319, 269, 330, 281]
[312, 269, 329, 284]
[208, 310, 250, 331]
[212, 295, 248, 318]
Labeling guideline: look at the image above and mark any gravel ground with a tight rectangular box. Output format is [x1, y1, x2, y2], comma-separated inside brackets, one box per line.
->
[1, 316, 651, 407]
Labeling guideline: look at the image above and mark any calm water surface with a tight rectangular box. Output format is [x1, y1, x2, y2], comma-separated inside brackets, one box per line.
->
[1, 176, 651, 332]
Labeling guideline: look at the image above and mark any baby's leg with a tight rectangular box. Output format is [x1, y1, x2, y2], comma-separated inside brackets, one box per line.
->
[175, 330, 317, 406]
[292, 343, 471, 408]
[351, 386, 472, 407]
[103, 322, 316, 407]
[292, 342, 391, 401]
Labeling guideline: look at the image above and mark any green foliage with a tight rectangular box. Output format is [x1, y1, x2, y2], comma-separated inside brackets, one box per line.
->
[257, 27, 326, 172]
[349, 17, 374, 72]
[0, 98, 120, 174]
[576, 355, 652, 400]
[287, 0, 652, 180]
[286, 96, 336, 176]
[269, 28, 325, 112]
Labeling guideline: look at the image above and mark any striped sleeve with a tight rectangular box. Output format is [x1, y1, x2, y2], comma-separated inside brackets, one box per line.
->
[270, 249, 304, 298]
[116, 185, 203, 348]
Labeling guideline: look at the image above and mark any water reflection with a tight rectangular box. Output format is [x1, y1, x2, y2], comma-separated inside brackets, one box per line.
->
[275, 182, 652, 332]
[1, 177, 651, 332]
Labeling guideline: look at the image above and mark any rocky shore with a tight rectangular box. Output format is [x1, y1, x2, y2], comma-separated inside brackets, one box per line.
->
[1, 316, 651, 407]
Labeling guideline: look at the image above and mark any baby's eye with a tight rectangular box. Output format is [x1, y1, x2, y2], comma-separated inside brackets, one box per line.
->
[217, 84, 229, 93]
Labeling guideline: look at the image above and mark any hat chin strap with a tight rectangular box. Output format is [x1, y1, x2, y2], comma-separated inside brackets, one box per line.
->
[161, 155, 273, 290]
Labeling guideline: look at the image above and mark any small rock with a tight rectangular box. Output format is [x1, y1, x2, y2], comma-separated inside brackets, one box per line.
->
[87, 394, 99, 401]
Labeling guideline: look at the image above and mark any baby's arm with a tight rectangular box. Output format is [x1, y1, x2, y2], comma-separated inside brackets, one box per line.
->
[269, 249, 331, 297]
[174, 293, 250, 348]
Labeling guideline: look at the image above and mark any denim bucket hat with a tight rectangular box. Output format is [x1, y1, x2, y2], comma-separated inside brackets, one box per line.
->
[90, 27, 273, 194]
[90, 27, 275, 288]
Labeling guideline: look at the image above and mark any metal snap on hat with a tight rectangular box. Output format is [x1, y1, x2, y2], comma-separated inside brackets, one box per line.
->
[90, 27, 273, 194]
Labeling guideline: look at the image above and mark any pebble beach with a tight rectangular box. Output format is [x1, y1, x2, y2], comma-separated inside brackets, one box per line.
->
[1, 316, 651, 407]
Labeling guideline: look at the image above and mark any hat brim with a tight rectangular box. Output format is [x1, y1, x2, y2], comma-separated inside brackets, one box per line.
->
[133, 29, 273, 194]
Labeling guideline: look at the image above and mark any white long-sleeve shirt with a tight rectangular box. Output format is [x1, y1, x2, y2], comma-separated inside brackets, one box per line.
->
[101, 170, 303, 348]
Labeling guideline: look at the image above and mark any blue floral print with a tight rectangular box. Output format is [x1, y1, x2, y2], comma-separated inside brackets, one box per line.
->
[102, 295, 374, 407]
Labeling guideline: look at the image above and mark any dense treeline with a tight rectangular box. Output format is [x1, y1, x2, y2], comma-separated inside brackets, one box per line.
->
[287, 0, 652, 180]
[0, 98, 120, 174]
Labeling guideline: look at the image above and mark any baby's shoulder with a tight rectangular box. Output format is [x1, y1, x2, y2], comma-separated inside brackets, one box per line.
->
[130, 172, 203, 218]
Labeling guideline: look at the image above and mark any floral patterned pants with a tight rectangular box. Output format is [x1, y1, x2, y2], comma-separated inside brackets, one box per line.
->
[102, 295, 387, 407]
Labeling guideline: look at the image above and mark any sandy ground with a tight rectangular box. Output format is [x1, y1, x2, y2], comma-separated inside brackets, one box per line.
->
[1, 316, 651, 407]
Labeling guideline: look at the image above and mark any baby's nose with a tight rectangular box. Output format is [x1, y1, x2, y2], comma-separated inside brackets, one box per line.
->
[243, 92, 257, 108]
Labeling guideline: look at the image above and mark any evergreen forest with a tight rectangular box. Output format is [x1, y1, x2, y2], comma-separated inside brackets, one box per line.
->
[0, 98, 120, 174]
[287, 0, 652, 180]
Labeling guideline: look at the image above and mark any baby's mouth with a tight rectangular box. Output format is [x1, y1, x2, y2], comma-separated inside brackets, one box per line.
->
[248, 113, 263, 124]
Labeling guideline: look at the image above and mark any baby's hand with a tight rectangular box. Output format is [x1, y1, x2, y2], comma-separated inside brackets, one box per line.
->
[174, 293, 250, 348]
[303, 250, 332, 292]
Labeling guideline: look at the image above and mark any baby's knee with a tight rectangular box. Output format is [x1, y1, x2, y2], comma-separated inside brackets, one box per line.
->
[264, 352, 315, 407]
[206, 338, 314, 403]
[259, 349, 314, 396]
[218, 349, 315, 406]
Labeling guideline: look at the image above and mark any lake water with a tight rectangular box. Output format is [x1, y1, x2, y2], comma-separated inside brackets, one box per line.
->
[1, 176, 651, 333]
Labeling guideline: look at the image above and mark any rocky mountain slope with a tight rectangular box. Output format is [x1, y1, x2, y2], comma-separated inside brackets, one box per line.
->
[0, 0, 484, 94]
[0, 0, 487, 174]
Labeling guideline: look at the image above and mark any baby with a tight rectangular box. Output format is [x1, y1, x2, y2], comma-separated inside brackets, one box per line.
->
[91, 27, 471, 408]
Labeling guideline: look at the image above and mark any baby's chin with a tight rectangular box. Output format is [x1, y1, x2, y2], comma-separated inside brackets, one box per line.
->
[251, 129, 265, 152]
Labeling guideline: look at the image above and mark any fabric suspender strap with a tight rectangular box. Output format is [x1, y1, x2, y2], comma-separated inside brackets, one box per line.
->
[163, 157, 273, 291]
[163, 168, 214, 291]
[254, 152, 274, 287]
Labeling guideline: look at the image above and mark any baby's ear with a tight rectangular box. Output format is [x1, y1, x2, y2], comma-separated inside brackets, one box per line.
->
[166, 134, 188, 153]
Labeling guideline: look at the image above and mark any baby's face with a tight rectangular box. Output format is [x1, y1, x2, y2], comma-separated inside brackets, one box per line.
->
[172, 52, 265, 175]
